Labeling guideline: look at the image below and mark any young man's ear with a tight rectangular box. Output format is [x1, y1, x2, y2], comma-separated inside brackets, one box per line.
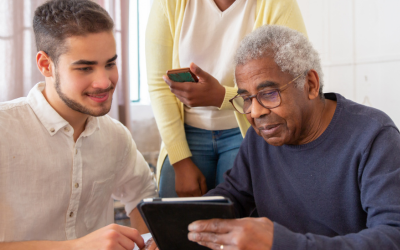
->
[305, 69, 320, 100]
[36, 51, 54, 77]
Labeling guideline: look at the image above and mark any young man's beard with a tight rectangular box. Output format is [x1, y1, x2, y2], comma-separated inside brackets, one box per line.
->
[54, 72, 114, 117]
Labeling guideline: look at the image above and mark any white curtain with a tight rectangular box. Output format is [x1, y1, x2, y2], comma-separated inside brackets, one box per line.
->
[0, 0, 44, 102]
[0, 0, 131, 131]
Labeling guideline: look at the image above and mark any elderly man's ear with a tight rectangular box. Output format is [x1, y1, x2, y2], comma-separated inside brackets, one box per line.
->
[305, 69, 320, 100]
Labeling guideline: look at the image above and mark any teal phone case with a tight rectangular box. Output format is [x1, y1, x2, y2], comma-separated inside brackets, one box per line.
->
[168, 72, 196, 82]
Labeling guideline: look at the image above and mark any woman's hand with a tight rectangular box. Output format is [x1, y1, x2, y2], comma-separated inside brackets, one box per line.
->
[163, 62, 226, 108]
[173, 157, 208, 197]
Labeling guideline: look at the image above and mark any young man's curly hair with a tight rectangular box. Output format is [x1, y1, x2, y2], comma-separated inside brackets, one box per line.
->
[33, 0, 114, 66]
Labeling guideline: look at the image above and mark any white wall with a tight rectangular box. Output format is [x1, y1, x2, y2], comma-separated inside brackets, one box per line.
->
[297, 0, 400, 126]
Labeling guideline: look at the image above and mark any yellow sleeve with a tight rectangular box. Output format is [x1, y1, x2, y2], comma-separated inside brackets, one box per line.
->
[255, 0, 307, 37]
[218, 86, 238, 110]
[145, 0, 191, 165]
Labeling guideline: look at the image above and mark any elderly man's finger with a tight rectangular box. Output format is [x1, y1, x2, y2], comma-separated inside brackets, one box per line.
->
[188, 219, 234, 233]
[198, 241, 232, 250]
[188, 232, 233, 249]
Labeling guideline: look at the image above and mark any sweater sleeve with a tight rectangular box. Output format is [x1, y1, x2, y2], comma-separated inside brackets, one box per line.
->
[145, 0, 192, 165]
[272, 126, 400, 250]
[218, 86, 238, 111]
[275, 0, 307, 37]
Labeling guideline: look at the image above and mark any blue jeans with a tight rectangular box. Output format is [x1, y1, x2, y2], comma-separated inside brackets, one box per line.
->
[159, 124, 243, 197]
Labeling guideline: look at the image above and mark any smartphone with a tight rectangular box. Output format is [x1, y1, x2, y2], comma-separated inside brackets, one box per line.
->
[166, 67, 199, 82]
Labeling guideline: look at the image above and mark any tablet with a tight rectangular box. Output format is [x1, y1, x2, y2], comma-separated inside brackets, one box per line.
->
[138, 196, 236, 250]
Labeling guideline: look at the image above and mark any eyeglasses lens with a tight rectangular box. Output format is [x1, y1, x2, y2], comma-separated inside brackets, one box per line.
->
[233, 90, 280, 114]
[259, 90, 280, 108]
[232, 97, 245, 113]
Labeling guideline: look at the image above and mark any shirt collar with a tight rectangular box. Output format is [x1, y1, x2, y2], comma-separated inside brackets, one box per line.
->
[81, 116, 100, 137]
[27, 82, 100, 137]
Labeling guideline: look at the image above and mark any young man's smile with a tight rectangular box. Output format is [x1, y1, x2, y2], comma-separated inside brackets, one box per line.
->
[86, 92, 110, 103]
[49, 31, 118, 118]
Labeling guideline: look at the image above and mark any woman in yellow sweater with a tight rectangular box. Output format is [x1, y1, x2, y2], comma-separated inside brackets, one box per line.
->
[146, 0, 307, 197]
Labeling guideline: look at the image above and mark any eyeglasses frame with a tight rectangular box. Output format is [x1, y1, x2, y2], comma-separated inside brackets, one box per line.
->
[229, 72, 306, 114]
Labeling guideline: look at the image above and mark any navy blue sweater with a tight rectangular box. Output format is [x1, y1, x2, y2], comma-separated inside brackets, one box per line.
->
[207, 93, 400, 249]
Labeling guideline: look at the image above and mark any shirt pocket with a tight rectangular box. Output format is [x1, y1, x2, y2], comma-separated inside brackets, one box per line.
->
[84, 174, 115, 230]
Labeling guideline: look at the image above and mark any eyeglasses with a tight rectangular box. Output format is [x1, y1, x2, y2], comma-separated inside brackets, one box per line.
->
[229, 72, 305, 114]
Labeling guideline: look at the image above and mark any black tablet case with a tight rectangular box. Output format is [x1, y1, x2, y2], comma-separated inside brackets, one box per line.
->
[138, 198, 236, 250]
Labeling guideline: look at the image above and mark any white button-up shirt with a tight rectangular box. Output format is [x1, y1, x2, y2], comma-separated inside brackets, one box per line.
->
[0, 82, 157, 242]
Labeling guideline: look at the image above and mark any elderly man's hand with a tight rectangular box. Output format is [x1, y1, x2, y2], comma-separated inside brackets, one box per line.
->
[188, 217, 274, 250]
[163, 62, 225, 108]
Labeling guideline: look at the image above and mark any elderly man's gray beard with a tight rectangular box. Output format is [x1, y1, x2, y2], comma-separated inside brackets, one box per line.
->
[54, 72, 114, 117]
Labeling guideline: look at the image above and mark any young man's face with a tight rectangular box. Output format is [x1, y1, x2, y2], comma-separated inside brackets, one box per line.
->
[54, 31, 118, 117]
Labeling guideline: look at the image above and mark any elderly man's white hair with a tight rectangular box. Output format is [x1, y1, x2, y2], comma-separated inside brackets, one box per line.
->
[234, 25, 324, 95]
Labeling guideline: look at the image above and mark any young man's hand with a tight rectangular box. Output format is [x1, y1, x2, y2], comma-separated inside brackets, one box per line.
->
[0, 224, 145, 250]
[70, 224, 145, 250]
[173, 158, 208, 197]
[140, 238, 158, 250]
[188, 217, 274, 250]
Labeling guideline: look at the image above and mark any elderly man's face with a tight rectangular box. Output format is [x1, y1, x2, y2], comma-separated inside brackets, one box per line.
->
[235, 57, 311, 146]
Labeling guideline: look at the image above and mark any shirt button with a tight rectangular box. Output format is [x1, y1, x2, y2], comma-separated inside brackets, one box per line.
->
[69, 212, 74, 217]
[50, 128, 55, 133]
[75, 183, 79, 188]
[75, 149, 78, 154]
[64, 127, 70, 132]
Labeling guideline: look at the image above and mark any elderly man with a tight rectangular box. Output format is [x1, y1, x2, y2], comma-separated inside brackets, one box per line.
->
[186, 25, 400, 249]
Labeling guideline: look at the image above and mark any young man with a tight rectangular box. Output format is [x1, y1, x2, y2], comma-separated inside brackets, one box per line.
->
[0, 0, 157, 249]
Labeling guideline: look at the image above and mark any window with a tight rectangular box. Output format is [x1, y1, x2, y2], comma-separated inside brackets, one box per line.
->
[129, 0, 153, 104]
[0, 0, 41, 101]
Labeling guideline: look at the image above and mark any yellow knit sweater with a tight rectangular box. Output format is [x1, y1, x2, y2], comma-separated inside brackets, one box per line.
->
[145, 0, 307, 182]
